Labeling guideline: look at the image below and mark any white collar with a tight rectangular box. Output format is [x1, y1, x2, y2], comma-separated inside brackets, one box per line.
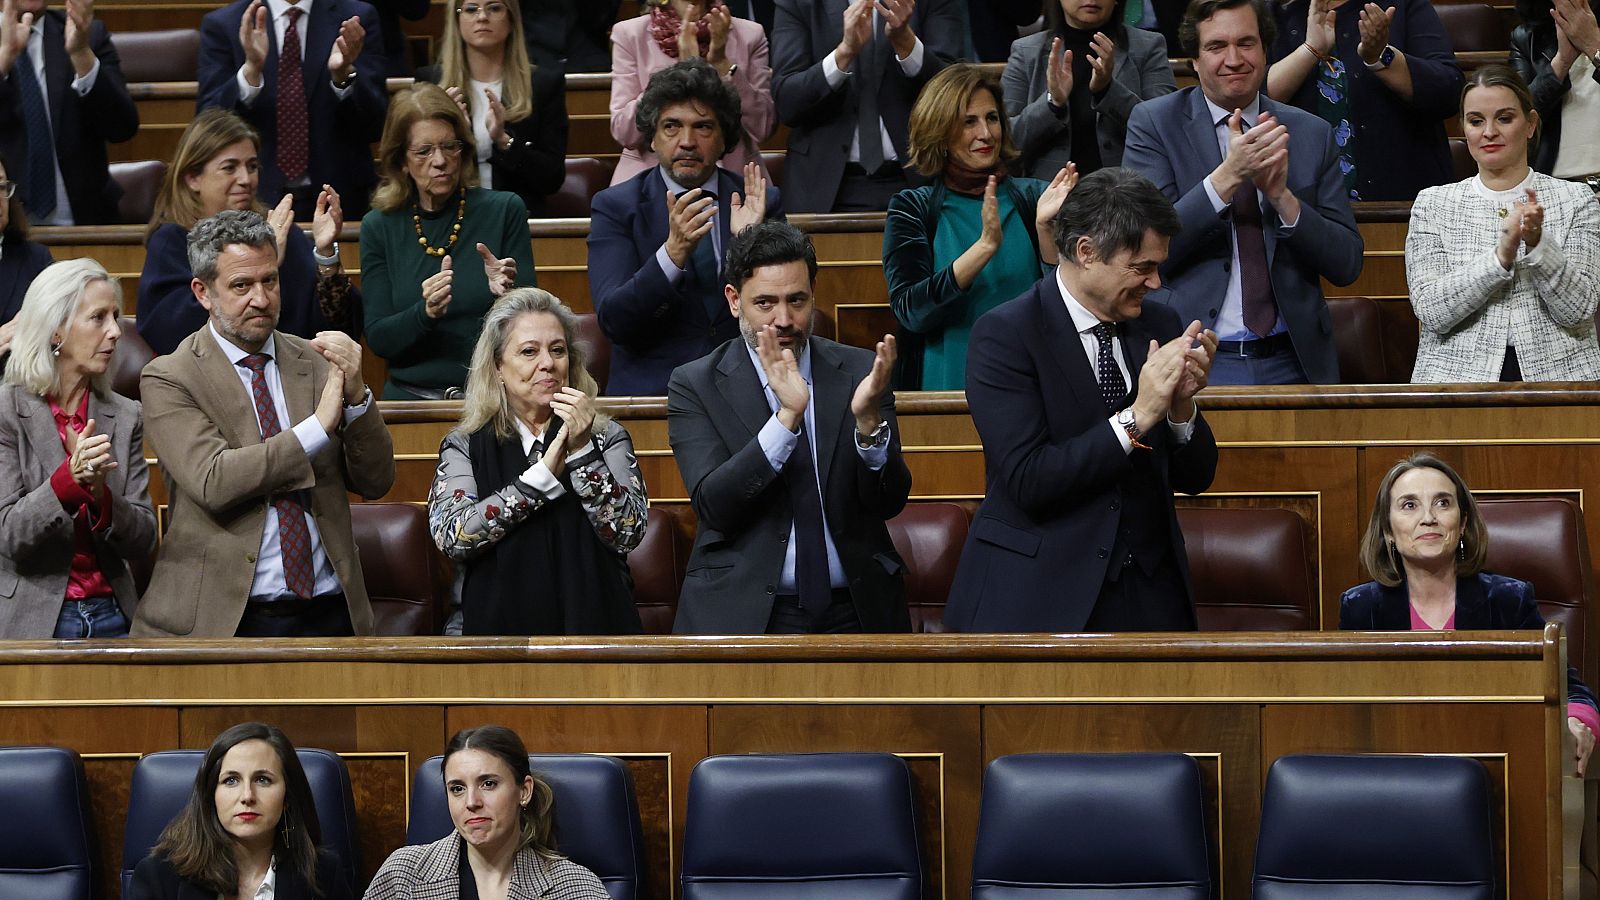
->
[513, 415, 558, 457]
[265, 0, 315, 23]
[1055, 267, 1117, 335]
[1471, 168, 1536, 203]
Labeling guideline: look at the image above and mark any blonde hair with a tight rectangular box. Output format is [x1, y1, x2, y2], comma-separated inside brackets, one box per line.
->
[147, 109, 265, 241]
[434, 0, 535, 123]
[905, 64, 1020, 177]
[458, 288, 607, 441]
[371, 83, 482, 213]
[3, 258, 120, 400]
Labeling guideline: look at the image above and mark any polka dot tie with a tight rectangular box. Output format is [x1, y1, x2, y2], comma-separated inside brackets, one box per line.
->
[1091, 322, 1126, 412]
[239, 353, 315, 599]
[276, 7, 309, 183]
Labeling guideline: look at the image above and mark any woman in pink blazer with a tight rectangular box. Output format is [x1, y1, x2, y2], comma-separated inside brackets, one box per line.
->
[608, 0, 776, 184]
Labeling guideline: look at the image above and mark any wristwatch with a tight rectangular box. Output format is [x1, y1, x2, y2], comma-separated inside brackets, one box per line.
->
[1364, 44, 1396, 70]
[855, 420, 889, 449]
[1116, 407, 1152, 450]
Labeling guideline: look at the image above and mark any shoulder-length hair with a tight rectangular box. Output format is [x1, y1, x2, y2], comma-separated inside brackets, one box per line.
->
[150, 722, 324, 896]
[434, 0, 535, 122]
[4, 258, 121, 401]
[443, 725, 563, 858]
[372, 83, 482, 213]
[0, 147, 29, 246]
[147, 109, 266, 241]
[1358, 452, 1490, 587]
[458, 288, 607, 441]
[905, 63, 1020, 177]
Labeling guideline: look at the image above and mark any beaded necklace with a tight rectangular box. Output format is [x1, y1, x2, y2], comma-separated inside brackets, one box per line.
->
[413, 188, 468, 257]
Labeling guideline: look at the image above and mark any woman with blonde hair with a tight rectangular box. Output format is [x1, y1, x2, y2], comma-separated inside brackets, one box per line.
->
[0, 259, 156, 639]
[360, 84, 536, 399]
[417, 0, 567, 213]
[884, 63, 1076, 389]
[137, 108, 358, 356]
[427, 288, 645, 635]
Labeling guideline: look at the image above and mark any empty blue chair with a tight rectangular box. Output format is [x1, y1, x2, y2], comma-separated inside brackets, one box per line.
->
[971, 753, 1210, 898]
[1253, 754, 1495, 898]
[0, 746, 93, 900]
[407, 753, 648, 900]
[121, 748, 361, 897]
[680, 753, 921, 900]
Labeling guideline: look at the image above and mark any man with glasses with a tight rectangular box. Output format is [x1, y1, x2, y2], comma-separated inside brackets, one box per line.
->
[0, 0, 138, 226]
[588, 59, 784, 396]
[197, 0, 389, 218]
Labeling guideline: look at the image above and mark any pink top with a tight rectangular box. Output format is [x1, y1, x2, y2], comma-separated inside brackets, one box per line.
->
[1408, 605, 1455, 631]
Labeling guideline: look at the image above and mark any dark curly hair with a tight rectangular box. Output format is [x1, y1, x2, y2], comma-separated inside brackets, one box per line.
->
[632, 58, 743, 159]
[722, 220, 817, 291]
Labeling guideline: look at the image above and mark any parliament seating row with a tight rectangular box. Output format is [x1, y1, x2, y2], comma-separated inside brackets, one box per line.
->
[0, 745, 1497, 898]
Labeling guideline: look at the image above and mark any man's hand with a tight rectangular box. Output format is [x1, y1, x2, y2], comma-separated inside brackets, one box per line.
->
[327, 14, 364, 85]
[1356, 3, 1395, 64]
[850, 334, 897, 437]
[422, 254, 453, 319]
[267, 193, 295, 263]
[310, 330, 366, 404]
[834, 0, 873, 71]
[313, 365, 345, 434]
[1254, 128, 1297, 222]
[1087, 31, 1115, 94]
[756, 325, 809, 431]
[63, 0, 95, 73]
[1170, 321, 1216, 422]
[729, 162, 767, 235]
[1212, 110, 1289, 200]
[239, 0, 269, 87]
[1555, 0, 1600, 61]
[312, 185, 343, 259]
[477, 242, 517, 297]
[1131, 331, 1202, 433]
[877, 0, 917, 60]
[664, 188, 716, 269]
[0, 0, 33, 78]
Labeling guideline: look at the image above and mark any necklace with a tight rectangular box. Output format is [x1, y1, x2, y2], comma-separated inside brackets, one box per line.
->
[413, 189, 467, 258]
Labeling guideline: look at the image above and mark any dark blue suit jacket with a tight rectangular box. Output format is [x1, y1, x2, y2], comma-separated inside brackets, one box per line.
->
[1123, 88, 1364, 384]
[0, 239, 52, 325]
[1341, 572, 1600, 713]
[587, 166, 783, 397]
[944, 275, 1218, 633]
[196, 0, 388, 216]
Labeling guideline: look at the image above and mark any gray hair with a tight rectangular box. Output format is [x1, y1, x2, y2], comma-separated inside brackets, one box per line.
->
[187, 209, 275, 287]
[4, 258, 122, 399]
[457, 288, 608, 440]
[1054, 167, 1182, 265]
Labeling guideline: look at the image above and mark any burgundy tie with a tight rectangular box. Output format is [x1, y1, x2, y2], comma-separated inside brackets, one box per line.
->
[239, 353, 316, 599]
[276, 7, 309, 183]
[1232, 179, 1278, 339]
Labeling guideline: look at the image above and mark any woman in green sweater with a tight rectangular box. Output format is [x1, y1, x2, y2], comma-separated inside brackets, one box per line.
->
[361, 84, 537, 399]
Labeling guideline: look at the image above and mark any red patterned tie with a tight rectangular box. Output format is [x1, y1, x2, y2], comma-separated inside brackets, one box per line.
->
[239, 353, 315, 599]
[276, 7, 309, 183]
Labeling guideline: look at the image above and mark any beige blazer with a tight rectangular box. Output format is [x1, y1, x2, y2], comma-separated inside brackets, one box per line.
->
[0, 384, 157, 638]
[132, 328, 395, 637]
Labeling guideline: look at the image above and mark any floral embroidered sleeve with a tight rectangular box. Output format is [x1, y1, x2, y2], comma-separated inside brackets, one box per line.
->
[566, 420, 649, 553]
[427, 430, 560, 560]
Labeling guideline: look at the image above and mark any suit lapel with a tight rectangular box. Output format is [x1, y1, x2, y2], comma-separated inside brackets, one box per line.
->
[809, 341, 850, 494]
[1037, 276, 1106, 415]
[1183, 89, 1224, 187]
[193, 328, 261, 447]
[714, 344, 775, 445]
[16, 392, 67, 482]
[302, 0, 335, 92]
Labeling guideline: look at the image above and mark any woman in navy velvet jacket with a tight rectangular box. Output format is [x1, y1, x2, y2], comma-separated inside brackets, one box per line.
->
[0, 151, 53, 357]
[1341, 452, 1600, 774]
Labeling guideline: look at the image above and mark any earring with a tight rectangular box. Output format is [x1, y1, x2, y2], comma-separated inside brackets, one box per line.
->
[1458, 538, 1466, 561]
[49, 342, 61, 357]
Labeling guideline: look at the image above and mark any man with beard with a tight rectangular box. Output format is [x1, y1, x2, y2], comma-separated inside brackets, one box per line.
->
[667, 221, 910, 634]
[588, 58, 785, 396]
[944, 168, 1219, 633]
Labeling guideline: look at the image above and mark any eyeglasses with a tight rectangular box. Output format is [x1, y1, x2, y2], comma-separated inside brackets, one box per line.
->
[456, 3, 508, 18]
[407, 141, 467, 161]
[0, 182, 15, 200]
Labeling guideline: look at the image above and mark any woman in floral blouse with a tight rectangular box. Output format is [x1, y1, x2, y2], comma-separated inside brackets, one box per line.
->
[428, 288, 646, 634]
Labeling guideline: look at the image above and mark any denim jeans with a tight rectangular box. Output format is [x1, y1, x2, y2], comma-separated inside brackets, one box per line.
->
[53, 597, 129, 639]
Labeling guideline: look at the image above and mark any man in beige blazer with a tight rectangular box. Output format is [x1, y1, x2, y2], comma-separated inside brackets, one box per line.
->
[132, 210, 395, 637]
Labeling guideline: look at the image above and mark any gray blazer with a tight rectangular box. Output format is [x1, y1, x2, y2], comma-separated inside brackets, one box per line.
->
[1003, 27, 1176, 179]
[364, 835, 609, 900]
[0, 384, 156, 638]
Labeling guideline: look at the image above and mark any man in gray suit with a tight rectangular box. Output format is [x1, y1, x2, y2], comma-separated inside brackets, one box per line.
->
[771, 0, 964, 213]
[667, 221, 910, 634]
[1122, 0, 1362, 384]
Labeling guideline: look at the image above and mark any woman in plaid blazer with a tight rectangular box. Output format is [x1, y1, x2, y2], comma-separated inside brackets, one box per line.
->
[364, 726, 608, 900]
[1407, 65, 1600, 383]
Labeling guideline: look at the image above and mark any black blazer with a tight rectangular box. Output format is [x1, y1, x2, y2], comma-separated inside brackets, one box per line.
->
[666, 336, 913, 634]
[1511, 13, 1600, 176]
[127, 851, 352, 900]
[944, 275, 1219, 633]
[1341, 571, 1600, 712]
[519, 0, 618, 73]
[0, 239, 52, 325]
[0, 12, 138, 225]
[414, 62, 568, 214]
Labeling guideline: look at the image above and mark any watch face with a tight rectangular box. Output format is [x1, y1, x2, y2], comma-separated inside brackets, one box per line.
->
[1379, 45, 1395, 66]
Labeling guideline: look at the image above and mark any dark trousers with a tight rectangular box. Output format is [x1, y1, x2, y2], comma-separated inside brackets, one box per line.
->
[1083, 555, 1197, 632]
[236, 593, 355, 637]
[766, 589, 863, 634]
[832, 163, 909, 213]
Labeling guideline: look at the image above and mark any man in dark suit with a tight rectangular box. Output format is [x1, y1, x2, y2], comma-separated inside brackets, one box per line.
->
[668, 221, 910, 634]
[771, 0, 964, 213]
[519, 0, 618, 73]
[945, 168, 1218, 633]
[197, 0, 388, 219]
[588, 59, 784, 397]
[0, 0, 137, 226]
[1122, 0, 1361, 384]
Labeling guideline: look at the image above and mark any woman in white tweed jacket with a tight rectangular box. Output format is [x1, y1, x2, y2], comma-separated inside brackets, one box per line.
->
[1407, 64, 1600, 383]
[364, 726, 608, 900]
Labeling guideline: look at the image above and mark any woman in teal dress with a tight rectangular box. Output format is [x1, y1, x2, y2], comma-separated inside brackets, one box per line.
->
[884, 64, 1077, 391]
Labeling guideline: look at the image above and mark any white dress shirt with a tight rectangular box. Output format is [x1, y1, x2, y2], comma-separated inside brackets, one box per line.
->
[209, 324, 371, 600]
[22, 20, 101, 226]
[821, 0, 925, 167]
[235, 858, 277, 900]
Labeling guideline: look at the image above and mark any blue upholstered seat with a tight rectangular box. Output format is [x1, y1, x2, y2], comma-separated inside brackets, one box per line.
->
[0, 746, 94, 900]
